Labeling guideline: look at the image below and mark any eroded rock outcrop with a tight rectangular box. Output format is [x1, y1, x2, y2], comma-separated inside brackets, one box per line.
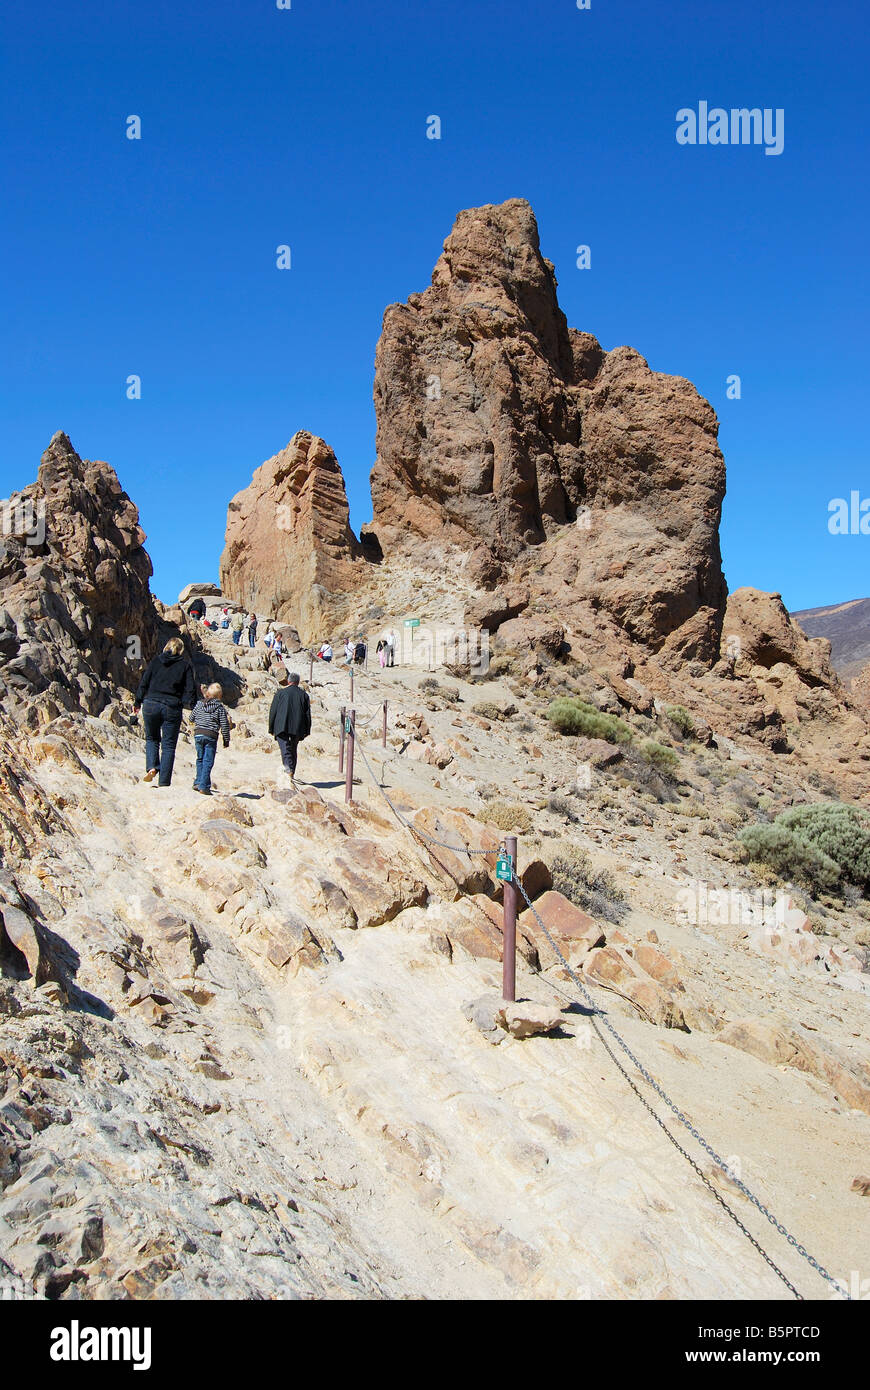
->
[219, 431, 364, 645]
[370, 198, 727, 660]
[0, 432, 158, 720]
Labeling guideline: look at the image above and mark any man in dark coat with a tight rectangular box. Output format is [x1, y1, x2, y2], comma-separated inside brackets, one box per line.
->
[267, 671, 311, 784]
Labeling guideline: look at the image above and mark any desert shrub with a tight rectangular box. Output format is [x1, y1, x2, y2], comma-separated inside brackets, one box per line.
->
[617, 747, 679, 804]
[777, 802, 870, 890]
[472, 701, 504, 721]
[738, 822, 842, 895]
[806, 770, 840, 797]
[728, 777, 760, 810]
[693, 757, 724, 787]
[486, 800, 533, 833]
[666, 705, 696, 739]
[545, 697, 633, 744]
[548, 843, 628, 923]
[547, 792, 579, 821]
[419, 677, 439, 694]
[487, 653, 519, 679]
[639, 740, 680, 778]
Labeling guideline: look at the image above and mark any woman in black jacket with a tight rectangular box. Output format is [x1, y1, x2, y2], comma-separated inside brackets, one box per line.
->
[134, 637, 196, 786]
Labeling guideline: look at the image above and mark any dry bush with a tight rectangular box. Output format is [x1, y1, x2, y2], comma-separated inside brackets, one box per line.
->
[547, 843, 628, 923]
[472, 701, 504, 721]
[486, 800, 533, 833]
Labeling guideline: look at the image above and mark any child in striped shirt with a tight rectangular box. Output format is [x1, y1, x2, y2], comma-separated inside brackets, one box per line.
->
[188, 682, 231, 795]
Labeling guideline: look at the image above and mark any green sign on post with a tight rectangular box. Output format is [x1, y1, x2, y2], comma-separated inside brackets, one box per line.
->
[495, 853, 513, 883]
[404, 618, 420, 628]
[344, 716, 352, 735]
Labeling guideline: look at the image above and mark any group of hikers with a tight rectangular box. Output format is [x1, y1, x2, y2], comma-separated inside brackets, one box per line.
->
[186, 599, 398, 673]
[137, 601, 401, 792]
[134, 637, 311, 793]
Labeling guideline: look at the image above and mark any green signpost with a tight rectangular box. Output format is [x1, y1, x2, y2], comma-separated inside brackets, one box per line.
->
[495, 853, 513, 883]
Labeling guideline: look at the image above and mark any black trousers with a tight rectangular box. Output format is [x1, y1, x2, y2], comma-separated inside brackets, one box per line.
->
[276, 733, 300, 774]
[142, 698, 182, 785]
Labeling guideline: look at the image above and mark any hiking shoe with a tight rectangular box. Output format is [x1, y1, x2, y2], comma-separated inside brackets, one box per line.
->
[144, 768, 158, 782]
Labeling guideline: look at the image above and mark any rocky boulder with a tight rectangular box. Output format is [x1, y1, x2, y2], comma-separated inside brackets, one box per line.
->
[219, 431, 366, 644]
[0, 432, 158, 719]
[723, 588, 838, 688]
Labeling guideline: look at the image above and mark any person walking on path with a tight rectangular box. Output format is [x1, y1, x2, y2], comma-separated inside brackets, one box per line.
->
[134, 637, 196, 786]
[188, 682, 231, 795]
[385, 630, 396, 667]
[247, 612, 258, 648]
[230, 611, 244, 645]
[267, 671, 311, 786]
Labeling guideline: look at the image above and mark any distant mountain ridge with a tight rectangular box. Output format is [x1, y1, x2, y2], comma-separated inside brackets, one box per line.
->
[791, 598, 870, 683]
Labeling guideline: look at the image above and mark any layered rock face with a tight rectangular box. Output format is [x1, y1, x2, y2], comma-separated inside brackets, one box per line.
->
[220, 431, 363, 645]
[370, 198, 726, 658]
[0, 432, 158, 720]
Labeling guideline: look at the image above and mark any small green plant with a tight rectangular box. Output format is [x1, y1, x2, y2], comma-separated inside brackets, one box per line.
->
[486, 800, 533, 833]
[666, 705, 696, 739]
[548, 843, 627, 923]
[639, 740, 680, 778]
[545, 697, 633, 744]
[738, 822, 841, 895]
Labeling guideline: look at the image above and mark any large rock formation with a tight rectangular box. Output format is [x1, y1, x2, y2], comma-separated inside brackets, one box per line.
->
[370, 198, 726, 660]
[0, 432, 158, 721]
[220, 431, 364, 644]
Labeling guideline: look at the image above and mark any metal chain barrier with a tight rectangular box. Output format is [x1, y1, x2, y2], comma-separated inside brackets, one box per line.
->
[348, 703, 384, 730]
[511, 870, 848, 1301]
[347, 711, 848, 1301]
[350, 721, 502, 854]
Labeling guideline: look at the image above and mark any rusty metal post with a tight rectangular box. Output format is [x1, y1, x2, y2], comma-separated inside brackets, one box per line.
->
[350, 666, 354, 705]
[502, 834, 518, 1002]
[382, 699, 387, 748]
[345, 708, 355, 803]
[338, 704, 346, 774]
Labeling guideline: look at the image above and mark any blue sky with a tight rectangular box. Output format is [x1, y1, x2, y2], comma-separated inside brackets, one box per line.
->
[2, 0, 867, 610]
